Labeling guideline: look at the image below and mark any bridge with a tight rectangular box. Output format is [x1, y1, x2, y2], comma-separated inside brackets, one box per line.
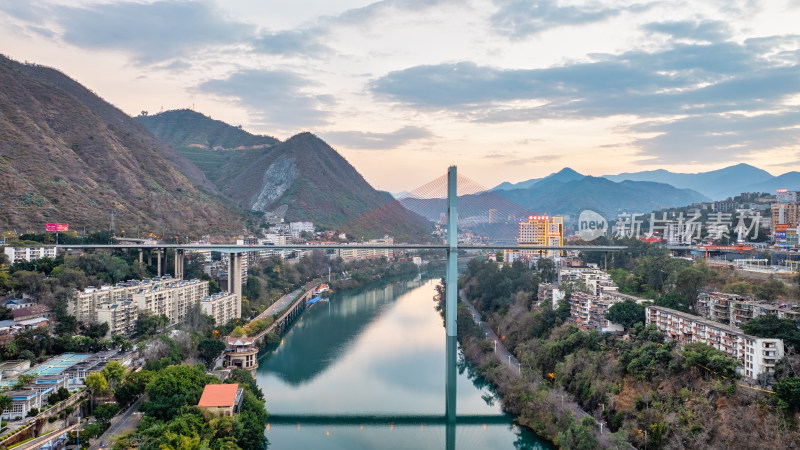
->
[51, 166, 625, 450]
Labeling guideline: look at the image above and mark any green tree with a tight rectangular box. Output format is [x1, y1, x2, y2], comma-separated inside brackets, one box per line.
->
[102, 360, 126, 387]
[556, 420, 598, 450]
[672, 266, 708, 312]
[143, 365, 217, 420]
[13, 372, 37, 390]
[741, 314, 800, 350]
[0, 395, 12, 416]
[774, 376, 800, 411]
[198, 338, 226, 370]
[93, 402, 120, 423]
[606, 300, 646, 329]
[85, 372, 109, 412]
[135, 310, 169, 337]
[54, 315, 79, 337]
[682, 342, 740, 379]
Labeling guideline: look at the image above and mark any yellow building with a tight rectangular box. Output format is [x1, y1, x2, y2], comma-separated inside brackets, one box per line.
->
[518, 215, 563, 258]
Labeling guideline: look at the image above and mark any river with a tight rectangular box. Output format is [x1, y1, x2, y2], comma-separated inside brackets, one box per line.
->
[256, 275, 553, 449]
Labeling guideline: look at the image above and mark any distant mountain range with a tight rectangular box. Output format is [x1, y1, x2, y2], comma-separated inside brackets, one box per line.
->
[0, 55, 238, 235]
[495, 164, 798, 201]
[404, 173, 707, 222]
[139, 111, 431, 241]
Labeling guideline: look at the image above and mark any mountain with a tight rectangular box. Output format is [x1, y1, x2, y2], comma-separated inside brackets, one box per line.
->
[137, 109, 279, 177]
[740, 171, 800, 194]
[492, 167, 584, 191]
[496, 177, 709, 217]
[0, 55, 239, 235]
[402, 176, 708, 223]
[602, 163, 774, 200]
[215, 132, 432, 241]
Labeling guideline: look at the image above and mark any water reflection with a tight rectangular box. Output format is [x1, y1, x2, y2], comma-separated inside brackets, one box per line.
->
[258, 276, 553, 449]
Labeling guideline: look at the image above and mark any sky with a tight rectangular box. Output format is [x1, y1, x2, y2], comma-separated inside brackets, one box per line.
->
[2, 0, 800, 192]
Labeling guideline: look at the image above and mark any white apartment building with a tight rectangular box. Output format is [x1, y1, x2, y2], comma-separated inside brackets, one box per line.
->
[96, 300, 138, 338]
[72, 277, 214, 337]
[697, 292, 800, 327]
[338, 236, 394, 261]
[200, 292, 241, 326]
[3, 246, 57, 263]
[646, 305, 784, 379]
[133, 279, 209, 326]
[289, 221, 315, 239]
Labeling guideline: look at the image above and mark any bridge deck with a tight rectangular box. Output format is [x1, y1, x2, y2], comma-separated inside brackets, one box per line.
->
[266, 414, 510, 426]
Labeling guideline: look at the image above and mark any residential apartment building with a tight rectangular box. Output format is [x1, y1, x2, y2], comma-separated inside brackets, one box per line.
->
[518, 215, 563, 258]
[697, 292, 800, 327]
[200, 291, 241, 326]
[338, 236, 395, 261]
[3, 246, 57, 263]
[71, 277, 213, 337]
[96, 301, 138, 338]
[646, 305, 784, 379]
[134, 279, 209, 325]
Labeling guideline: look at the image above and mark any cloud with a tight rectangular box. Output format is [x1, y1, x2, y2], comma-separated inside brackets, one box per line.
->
[197, 69, 331, 128]
[321, 126, 433, 149]
[371, 33, 800, 164]
[643, 19, 732, 42]
[629, 110, 800, 164]
[490, 0, 642, 38]
[253, 28, 332, 56]
[52, 0, 254, 63]
[371, 39, 798, 117]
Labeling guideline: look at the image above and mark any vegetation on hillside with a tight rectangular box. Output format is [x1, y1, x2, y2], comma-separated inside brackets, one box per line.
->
[449, 258, 800, 449]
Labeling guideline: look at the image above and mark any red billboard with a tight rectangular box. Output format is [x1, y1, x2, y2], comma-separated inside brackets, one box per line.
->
[45, 223, 69, 232]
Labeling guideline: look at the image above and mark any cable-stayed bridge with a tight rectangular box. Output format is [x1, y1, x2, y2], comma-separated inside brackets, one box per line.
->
[54, 166, 624, 450]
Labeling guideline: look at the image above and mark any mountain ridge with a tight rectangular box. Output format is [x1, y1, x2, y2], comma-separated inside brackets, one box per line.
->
[0, 55, 240, 235]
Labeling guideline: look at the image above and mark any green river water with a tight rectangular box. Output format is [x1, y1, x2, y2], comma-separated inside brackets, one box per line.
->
[256, 275, 553, 449]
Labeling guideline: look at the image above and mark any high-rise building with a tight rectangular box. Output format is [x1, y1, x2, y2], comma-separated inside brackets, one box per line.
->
[517, 215, 563, 258]
[488, 209, 498, 224]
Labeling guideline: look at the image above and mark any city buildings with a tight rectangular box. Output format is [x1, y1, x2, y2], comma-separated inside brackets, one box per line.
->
[518, 215, 563, 258]
[2, 246, 57, 263]
[646, 305, 784, 379]
[70, 276, 240, 338]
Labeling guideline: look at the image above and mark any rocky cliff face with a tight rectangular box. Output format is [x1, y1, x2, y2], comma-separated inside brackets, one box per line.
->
[217, 132, 432, 241]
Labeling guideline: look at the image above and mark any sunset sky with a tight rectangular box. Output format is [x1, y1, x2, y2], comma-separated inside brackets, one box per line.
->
[2, 0, 799, 192]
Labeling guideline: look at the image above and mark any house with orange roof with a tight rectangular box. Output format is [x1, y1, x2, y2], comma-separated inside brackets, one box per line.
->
[197, 383, 243, 417]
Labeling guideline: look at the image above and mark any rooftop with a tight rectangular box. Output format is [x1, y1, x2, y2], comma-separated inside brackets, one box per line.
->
[197, 383, 239, 408]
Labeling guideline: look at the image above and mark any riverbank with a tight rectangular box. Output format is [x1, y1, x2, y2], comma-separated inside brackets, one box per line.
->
[456, 290, 617, 449]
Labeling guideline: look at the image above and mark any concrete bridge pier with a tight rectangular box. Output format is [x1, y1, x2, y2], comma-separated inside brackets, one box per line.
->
[174, 249, 185, 280]
[156, 249, 162, 276]
[228, 252, 243, 315]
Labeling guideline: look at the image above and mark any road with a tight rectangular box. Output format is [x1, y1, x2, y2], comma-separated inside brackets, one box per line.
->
[88, 396, 145, 450]
[459, 290, 615, 447]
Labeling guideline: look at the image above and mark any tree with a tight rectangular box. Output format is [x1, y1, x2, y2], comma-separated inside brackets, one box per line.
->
[19, 349, 36, 364]
[54, 315, 79, 337]
[537, 258, 557, 283]
[81, 322, 109, 340]
[93, 402, 120, 423]
[102, 360, 126, 387]
[774, 376, 800, 411]
[135, 310, 169, 337]
[143, 365, 217, 420]
[85, 372, 109, 412]
[757, 278, 786, 301]
[13, 373, 37, 390]
[198, 338, 226, 370]
[0, 395, 12, 416]
[741, 314, 800, 350]
[606, 301, 646, 329]
[672, 266, 708, 312]
[682, 342, 740, 379]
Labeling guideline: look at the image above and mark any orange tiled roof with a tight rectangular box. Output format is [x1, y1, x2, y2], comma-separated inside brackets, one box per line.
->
[197, 383, 239, 408]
